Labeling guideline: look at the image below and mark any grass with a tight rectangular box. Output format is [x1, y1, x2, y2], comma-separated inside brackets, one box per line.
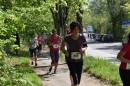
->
[60, 51, 122, 85]
[83, 55, 122, 86]
[4, 46, 44, 86]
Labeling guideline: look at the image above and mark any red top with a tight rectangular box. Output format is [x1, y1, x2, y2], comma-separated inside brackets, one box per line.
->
[67, 29, 71, 34]
[120, 43, 130, 70]
[38, 36, 42, 44]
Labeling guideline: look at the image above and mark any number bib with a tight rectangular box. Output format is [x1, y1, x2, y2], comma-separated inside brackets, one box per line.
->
[71, 52, 81, 60]
[126, 63, 130, 69]
[53, 44, 59, 48]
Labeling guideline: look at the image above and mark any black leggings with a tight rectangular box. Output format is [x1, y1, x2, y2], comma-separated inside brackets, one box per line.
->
[119, 68, 130, 86]
[38, 44, 42, 51]
[67, 60, 83, 84]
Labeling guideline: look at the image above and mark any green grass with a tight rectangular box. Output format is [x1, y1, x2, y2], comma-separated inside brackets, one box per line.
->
[4, 46, 44, 86]
[23, 73, 43, 86]
[60, 51, 65, 59]
[83, 55, 122, 86]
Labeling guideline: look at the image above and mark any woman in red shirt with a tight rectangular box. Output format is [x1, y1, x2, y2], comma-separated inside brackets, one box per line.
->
[38, 34, 42, 53]
[117, 32, 130, 86]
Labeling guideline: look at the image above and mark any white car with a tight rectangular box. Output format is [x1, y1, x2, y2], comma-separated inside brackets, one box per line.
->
[83, 28, 87, 33]
[122, 38, 127, 46]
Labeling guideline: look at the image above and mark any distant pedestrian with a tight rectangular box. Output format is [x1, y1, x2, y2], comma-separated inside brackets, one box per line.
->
[46, 33, 52, 47]
[44, 33, 47, 43]
[48, 29, 61, 74]
[37, 33, 42, 53]
[88, 33, 89, 38]
[41, 33, 45, 50]
[67, 28, 71, 35]
[29, 33, 38, 66]
[14, 32, 20, 55]
[60, 21, 87, 86]
[117, 32, 130, 86]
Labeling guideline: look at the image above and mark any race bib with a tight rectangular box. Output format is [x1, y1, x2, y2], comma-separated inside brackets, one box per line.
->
[71, 52, 81, 60]
[53, 44, 59, 48]
[126, 63, 130, 69]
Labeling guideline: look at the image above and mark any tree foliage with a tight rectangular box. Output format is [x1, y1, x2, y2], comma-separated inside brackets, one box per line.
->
[0, 0, 89, 85]
[84, 0, 130, 41]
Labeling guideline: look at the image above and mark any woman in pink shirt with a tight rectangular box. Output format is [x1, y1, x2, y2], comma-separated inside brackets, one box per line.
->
[117, 32, 130, 86]
[48, 29, 61, 74]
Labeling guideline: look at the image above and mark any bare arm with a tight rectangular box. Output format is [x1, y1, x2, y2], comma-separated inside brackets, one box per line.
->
[48, 36, 53, 46]
[60, 41, 67, 52]
[117, 51, 130, 64]
[78, 42, 87, 54]
[82, 42, 87, 51]
[60, 41, 69, 56]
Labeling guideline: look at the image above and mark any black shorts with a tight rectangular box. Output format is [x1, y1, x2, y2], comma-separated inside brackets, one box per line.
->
[38, 44, 42, 50]
[29, 48, 37, 57]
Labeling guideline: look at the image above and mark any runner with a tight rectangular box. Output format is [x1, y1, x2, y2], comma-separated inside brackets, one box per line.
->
[117, 32, 130, 86]
[14, 32, 20, 55]
[60, 21, 87, 86]
[29, 33, 38, 66]
[37, 33, 42, 53]
[65, 28, 74, 85]
[48, 29, 61, 74]
[41, 33, 45, 50]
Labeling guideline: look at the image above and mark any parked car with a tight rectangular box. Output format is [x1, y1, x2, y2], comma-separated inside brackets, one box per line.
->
[95, 34, 101, 41]
[90, 33, 96, 39]
[122, 37, 127, 46]
[99, 34, 105, 42]
[102, 34, 114, 42]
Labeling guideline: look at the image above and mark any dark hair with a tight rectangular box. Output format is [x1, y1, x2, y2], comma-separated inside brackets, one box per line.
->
[70, 21, 82, 32]
[52, 29, 57, 33]
[30, 33, 34, 36]
[127, 32, 130, 43]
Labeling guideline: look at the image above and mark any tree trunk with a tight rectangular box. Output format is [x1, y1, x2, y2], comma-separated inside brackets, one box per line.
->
[76, 4, 83, 32]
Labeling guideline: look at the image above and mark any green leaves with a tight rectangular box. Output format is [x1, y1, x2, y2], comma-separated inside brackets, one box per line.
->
[0, 52, 2, 59]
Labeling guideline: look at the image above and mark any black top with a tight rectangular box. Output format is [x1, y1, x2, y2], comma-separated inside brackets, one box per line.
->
[64, 34, 87, 62]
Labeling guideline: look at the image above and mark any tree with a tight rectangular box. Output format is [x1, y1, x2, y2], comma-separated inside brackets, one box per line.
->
[86, 0, 130, 41]
[106, 0, 129, 40]
[43, 0, 88, 36]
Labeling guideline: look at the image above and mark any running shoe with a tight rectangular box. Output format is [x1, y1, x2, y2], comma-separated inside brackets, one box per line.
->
[31, 61, 33, 65]
[35, 63, 37, 66]
[49, 67, 52, 72]
[54, 70, 57, 74]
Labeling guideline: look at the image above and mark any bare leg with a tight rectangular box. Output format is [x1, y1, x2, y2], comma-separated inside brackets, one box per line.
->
[70, 75, 74, 86]
[72, 84, 79, 86]
[49, 63, 54, 72]
[34, 56, 37, 66]
[54, 62, 58, 73]
[51, 63, 54, 68]
[30, 56, 34, 65]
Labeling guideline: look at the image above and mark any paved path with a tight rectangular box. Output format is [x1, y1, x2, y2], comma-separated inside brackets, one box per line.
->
[32, 45, 112, 86]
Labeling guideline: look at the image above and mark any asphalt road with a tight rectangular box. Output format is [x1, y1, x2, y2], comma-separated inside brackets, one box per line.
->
[83, 33, 122, 65]
[83, 33, 122, 55]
